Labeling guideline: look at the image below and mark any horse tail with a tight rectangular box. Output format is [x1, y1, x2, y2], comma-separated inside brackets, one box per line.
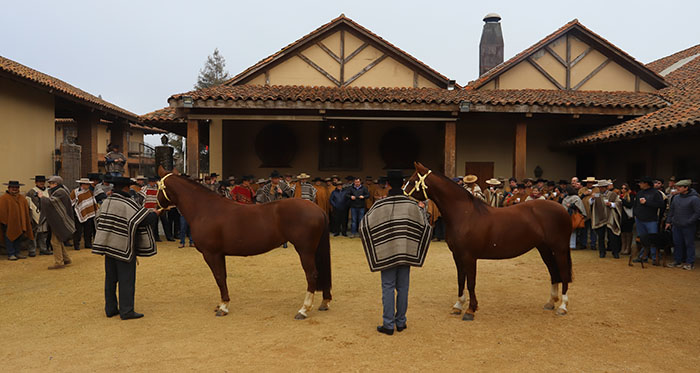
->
[567, 249, 574, 282]
[315, 213, 332, 296]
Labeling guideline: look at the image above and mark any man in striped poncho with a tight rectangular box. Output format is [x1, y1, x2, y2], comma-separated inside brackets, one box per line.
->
[93, 176, 158, 320]
[70, 178, 98, 250]
[42, 176, 76, 269]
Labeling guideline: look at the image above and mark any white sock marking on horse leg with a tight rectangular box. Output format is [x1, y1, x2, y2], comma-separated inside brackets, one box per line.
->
[219, 301, 229, 314]
[298, 291, 314, 317]
[453, 294, 467, 310]
[559, 294, 569, 312]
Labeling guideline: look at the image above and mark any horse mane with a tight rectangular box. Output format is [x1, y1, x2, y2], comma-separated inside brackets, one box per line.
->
[173, 175, 221, 197]
[429, 171, 490, 215]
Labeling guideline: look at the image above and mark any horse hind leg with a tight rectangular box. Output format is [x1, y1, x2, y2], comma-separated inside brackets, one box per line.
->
[536, 247, 561, 311]
[555, 250, 572, 316]
[202, 252, 230, 317]
[462, 259, 478, 321]
[452, 263, 467, 315]
[294, 250, 318, 320]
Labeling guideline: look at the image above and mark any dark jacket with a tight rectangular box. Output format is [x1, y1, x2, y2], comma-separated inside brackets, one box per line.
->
[633, 188, 664, 222]
[346, 185, 369, 208]
[330, 189, 349, 210]
[667, 189, 700, 227]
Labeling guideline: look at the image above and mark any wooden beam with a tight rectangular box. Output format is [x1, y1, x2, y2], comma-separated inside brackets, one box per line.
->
[413, 71, 418, 88]
[513, 122, 527, 180]
[344, 42, 369, 62]
[565, 34, 571, 89]
[209, 118, 223, 178]
[340, 31, 345, 84]
[444, 121, 456, 178]
[570, 46, 592, 68]
[317, 42, 342, 63]
[343, 54, 387, 87]
[545, 45, 567, 67]
[494, 76, 500, 89]
[573, 59, 610, 90]
[264, 71, 270, 85]
[186, 119, 199, 177]
[527, 57, 564, 90]
[297, 53, 341, 86]
[635, 75, 640, 92]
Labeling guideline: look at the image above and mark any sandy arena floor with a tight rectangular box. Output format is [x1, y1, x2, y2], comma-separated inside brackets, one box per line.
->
[1, 237, 699, 372]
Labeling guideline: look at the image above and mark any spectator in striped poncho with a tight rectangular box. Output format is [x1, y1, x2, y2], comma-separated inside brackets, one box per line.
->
[70, 178, 98, 250]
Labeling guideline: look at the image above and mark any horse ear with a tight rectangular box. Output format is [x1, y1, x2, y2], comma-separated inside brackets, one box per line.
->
[414, 161, 427, 172]
[157, 165, 167, 177]
[172, 168, 180, 176]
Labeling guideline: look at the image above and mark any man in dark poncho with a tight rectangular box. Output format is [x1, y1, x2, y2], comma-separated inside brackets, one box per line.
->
[92, 177, 158, 320]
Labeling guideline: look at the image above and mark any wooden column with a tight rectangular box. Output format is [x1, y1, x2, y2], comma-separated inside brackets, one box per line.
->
[444, 121, 456, 178]
[75, 112, 100, 175]
[513, 122, 527, 180]
[209, 118, 223, 178]
[186, 119, 199, 177]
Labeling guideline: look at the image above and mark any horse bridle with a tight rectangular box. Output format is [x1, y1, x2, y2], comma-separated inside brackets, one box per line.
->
[403, 170, 432, 201]
[156, 173, 174, 210]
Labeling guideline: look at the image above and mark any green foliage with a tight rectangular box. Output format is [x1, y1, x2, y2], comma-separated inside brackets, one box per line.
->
[194, 48, 230, 89]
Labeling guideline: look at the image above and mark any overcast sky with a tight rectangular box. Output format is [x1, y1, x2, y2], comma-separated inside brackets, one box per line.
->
[2, 0, 698, 116]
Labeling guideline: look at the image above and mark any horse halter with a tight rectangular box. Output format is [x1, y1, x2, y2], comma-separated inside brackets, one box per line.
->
[156, 173, 174, 209]
[403, 170, 432, 201]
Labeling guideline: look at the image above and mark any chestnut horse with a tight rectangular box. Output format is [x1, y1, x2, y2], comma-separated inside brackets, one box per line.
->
[404, 162, 572, 320]
[155, 167, 331, 319]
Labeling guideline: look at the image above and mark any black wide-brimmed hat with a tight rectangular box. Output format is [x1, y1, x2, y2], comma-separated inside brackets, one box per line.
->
[558, 179, 569, 185]
[639, 176, 654, 185]
[386, 170, 406, 186]
[270, 170, 282, 178]
[87, 173, 103, 181]
[4, 180, 24, 187]
[148, 176, 159, 182]
[31, 175, 47, 182]
[111, 176, 136, 187]
[210, 173, 219, 178]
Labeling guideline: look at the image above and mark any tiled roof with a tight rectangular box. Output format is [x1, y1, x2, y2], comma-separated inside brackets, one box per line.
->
[0, 55, 138, 120]
[164, 84, 666, 110]
[140, 106, 184, 123]
[466, 19, 667, 90]
[564, 45, 700, 145]
[224, 14, 452, 87]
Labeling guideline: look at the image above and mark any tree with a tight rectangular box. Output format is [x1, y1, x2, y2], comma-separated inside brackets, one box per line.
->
[194, 48, 230, 89]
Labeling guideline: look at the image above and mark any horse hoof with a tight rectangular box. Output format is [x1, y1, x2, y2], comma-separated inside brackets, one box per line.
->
[318, 305, 329, 311]
[294, 313, 307, 320]
[556, 308, 568, 316]
[215, 310, 228, 317]
[450, 308, 462, 315]
[543, 303, 555, 310]
[462, 313, 474, 321]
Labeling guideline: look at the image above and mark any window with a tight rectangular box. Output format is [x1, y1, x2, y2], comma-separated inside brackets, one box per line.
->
[319, 122, 360, 170]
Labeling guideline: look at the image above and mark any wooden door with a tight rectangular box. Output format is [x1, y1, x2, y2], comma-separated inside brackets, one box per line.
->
[465, 162, 494, 191]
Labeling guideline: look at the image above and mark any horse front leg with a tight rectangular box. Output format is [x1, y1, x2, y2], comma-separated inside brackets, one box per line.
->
[451, 261, 467, 315]
[462, 259, 478, 321]
[202, 252, 230, 317]
[295, 251, 317, 320]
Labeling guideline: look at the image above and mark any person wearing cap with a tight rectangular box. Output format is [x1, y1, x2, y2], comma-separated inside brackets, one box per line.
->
[578, 177, 599, 251]
[92, 176, 159, 320]
[329, 181, 349, 236]
[70, 178, 98, 250]
[282, 173, 296, 195]
[0, 180, 34, 260]
[41, 176, 76, 269]
[232, 175, 256, 205]
[590, 180, 622, 258]
[25, 176, 51, 256]
[665, 179, 700, 270]
[293, 173, 317, 202]
[462, 175, 486, 202]
[105, 144, 127, 177]
[347, 177, 370, 238]
[632, 177, 665, 264]
[313, 177, 331, 216]
[256, 170, 292, 204]
[484, 178, 504, 207]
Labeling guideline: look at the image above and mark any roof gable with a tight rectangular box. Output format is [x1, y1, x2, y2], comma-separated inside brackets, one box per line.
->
[224, 14, 452, 89]
[467, 20, 668, 92]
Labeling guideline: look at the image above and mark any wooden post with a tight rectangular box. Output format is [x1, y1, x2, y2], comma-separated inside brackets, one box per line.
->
[187, 119, 199, 177]
[513, 122, 527, 180]
[444, 121, 456, 178]
[75, 112, 100, 175]
[209, 118, 223, 178]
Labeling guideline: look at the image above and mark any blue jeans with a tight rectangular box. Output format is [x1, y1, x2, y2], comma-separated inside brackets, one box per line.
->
[179, 215, 192, 245]
[381, 265, 410, 329]
[107, 172, 122, 178]
[350, 207, 365, 234]
[635, 219, 659, 260]
[4, 235, 21, 257]
[672, 225, 696, 265]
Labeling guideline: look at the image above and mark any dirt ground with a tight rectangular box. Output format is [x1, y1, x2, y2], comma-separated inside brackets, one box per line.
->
[1, 237, 699, 372]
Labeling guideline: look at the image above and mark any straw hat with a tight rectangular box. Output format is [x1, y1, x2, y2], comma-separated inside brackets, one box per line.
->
[256, 178, 268, 184]
[594, 180, 612, 187]
[583, 176, 597, 183]
[463, 175, 478, 183]
[75, 177, 92, 184]
[297, 173, 311, 180]
[485, 178, 501, 185]
[135, 175, 147, 180]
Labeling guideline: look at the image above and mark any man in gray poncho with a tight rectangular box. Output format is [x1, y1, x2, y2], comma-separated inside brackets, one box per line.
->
[42, 176, 76, 269]
[92, 176, 158, 320]
[360, 170, 432, 335]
